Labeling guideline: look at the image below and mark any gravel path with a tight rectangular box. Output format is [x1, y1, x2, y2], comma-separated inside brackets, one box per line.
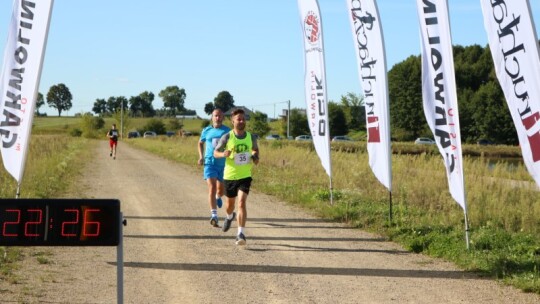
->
[2, 141, 539, 303]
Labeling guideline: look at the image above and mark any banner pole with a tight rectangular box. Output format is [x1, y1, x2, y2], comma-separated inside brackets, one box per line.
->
[464, 211, 470, 250]
[16, 184, 20, 199]
[329, 176, 334, 205]
[388, 190, 393, 223]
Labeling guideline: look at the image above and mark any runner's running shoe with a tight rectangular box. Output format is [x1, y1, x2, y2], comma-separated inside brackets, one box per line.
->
[216, 197, 223, 208]
[210, 215, 219, 227]
[222, 212, 236, 232]
[235, 233, 246, 246]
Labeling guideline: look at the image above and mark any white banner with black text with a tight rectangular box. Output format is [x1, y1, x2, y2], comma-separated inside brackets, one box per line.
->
[416, 0, 467, 211]
[298, 0, 332, 177]
[346, 0, 392, 191]
[480, 0, 540, 189]
[0, 0, 54, 184]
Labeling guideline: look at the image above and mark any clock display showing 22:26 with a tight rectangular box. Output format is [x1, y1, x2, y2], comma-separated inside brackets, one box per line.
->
[0, 199, 121, 246]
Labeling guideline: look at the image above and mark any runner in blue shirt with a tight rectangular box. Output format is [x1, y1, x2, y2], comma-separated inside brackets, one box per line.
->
[198, 109, 231, 227]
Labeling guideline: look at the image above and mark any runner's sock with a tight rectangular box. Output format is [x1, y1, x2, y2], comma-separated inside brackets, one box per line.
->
[211, 209, 217, 217]
[227, 213, 234, 220]
[238, 227, 244, 235]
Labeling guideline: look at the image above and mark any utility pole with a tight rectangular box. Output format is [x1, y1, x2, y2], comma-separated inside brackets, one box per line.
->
[286, 99, 290, 139]
[120, 100, 124, 139]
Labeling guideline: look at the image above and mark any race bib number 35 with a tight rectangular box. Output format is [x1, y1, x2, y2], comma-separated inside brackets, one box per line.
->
[234, 152, 251, 165]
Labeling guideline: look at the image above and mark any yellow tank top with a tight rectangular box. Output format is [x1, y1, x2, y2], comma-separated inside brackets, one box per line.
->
[224, 131, 253, 180]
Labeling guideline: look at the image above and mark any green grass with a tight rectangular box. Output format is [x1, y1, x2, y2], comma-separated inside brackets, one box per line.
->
[0, 135, 95, 284]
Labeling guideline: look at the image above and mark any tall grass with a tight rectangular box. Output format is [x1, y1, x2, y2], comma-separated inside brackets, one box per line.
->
[0, 135, 94, 282]
[129, 137, 540, 293]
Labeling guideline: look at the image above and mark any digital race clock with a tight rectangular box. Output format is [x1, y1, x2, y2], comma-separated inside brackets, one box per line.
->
[0, 199, 121, 246]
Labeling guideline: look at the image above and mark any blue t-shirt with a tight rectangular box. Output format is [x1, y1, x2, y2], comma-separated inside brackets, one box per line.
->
[200, 125, 230, 166]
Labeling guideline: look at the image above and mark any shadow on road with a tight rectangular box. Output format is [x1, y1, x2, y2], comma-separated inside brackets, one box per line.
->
[109, 261, 485, 280]
[124, 234, 387, 243]
[124, 215, 331, 223]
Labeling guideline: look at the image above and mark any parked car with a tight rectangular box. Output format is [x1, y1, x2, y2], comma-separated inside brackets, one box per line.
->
[414, 137, 435, 145]
[166, 131, 177, 137]
[295, 135, 312, 141]
[127, 131, 141, 138]
[143, 131, 157, 138]
[265, 134, 281, 140]
[477, 139, 494, 146]
[181, 130, 193, 137]
[332, 135, 353, 142]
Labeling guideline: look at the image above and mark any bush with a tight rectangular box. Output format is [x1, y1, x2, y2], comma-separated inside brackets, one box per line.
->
[70, 128, 83, 137]
[142, 118, 166, 135]
[81, 115, 105, 138]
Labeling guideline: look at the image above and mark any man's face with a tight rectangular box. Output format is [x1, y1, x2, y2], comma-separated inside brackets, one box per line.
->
[232, 114, 246, 131]
[212, 110, 224, 127]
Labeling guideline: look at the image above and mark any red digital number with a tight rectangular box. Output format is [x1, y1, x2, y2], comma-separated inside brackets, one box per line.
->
[3, 209, 20, 237]
[24, 209, 43, 237]
[83, 208, 100, 237]
[61, 209, 79, 237]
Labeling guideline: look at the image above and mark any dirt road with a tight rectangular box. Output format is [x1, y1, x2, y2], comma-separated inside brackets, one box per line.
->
[3, 141, 540, 303]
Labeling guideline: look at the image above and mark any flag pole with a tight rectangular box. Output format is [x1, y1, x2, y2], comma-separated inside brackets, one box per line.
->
[464, 210, 470, 250]
[329, 176, 334, 205]
[388, 190, 393, 223]
[16, 184, 20, 199]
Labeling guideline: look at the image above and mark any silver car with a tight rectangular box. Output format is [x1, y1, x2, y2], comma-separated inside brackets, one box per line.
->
[295, 135, 312, 141]
[414, 137, 435, 145]
[143, 131, 157, 138]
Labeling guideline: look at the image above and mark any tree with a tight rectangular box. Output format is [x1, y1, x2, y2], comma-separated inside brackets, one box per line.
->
[105, 96, 128, 114]
[36, 92, 45, 115]
[204, 102, 215, 115]
[471, 81, 516, 144]
[388, 55, 426, 140]
[92, 98, 107, 116]
[328, 102, 348, 136]
[46, 83, 73, 116]
[129, 91, 155, 117]
[159, 86, 186, 116]
[287, 108, 309, 137]
[213, 91, 235, 113]
[340, 92, 365, 131]
[248, 111, 271, 137]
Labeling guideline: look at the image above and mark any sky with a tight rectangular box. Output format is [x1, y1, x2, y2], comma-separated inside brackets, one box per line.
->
[1, 0, 540, 119]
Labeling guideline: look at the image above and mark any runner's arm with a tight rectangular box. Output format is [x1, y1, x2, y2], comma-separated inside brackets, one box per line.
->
[251, 134, 259, 164]
[213, 133, 230, 158]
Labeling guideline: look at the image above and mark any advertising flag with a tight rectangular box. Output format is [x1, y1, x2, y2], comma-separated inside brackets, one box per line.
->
[480, 0, 540, 188]
[0, 0, 54, 184]
[416, 0, 467, 211]
[346, 0, 392, 191]
[298, 0, 332, 177]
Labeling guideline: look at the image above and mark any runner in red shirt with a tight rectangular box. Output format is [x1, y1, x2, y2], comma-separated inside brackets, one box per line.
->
[107, 124, 119, 160]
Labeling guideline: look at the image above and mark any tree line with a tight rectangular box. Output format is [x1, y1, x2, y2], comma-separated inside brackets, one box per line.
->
[38, 43, 519, 144]
[280, 43, 519, 144]
[389, 43, 516, 145]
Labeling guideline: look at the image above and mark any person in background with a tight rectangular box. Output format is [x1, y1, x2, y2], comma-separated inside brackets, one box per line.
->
[214, 108, 259, 246]
[198, 109, 231, 227]
[107, 123, 119, 160]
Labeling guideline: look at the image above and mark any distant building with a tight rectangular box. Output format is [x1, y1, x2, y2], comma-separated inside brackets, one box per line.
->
[280, 108, 306, 118]
[175, 114, 199, 120]
[224, 106, 253, 120]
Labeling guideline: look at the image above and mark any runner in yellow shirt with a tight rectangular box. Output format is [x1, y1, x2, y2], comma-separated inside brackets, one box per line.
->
[214, 108, 259, 246]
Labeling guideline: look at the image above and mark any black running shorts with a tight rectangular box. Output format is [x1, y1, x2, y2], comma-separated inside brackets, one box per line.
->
[224, 177, 252, 197]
